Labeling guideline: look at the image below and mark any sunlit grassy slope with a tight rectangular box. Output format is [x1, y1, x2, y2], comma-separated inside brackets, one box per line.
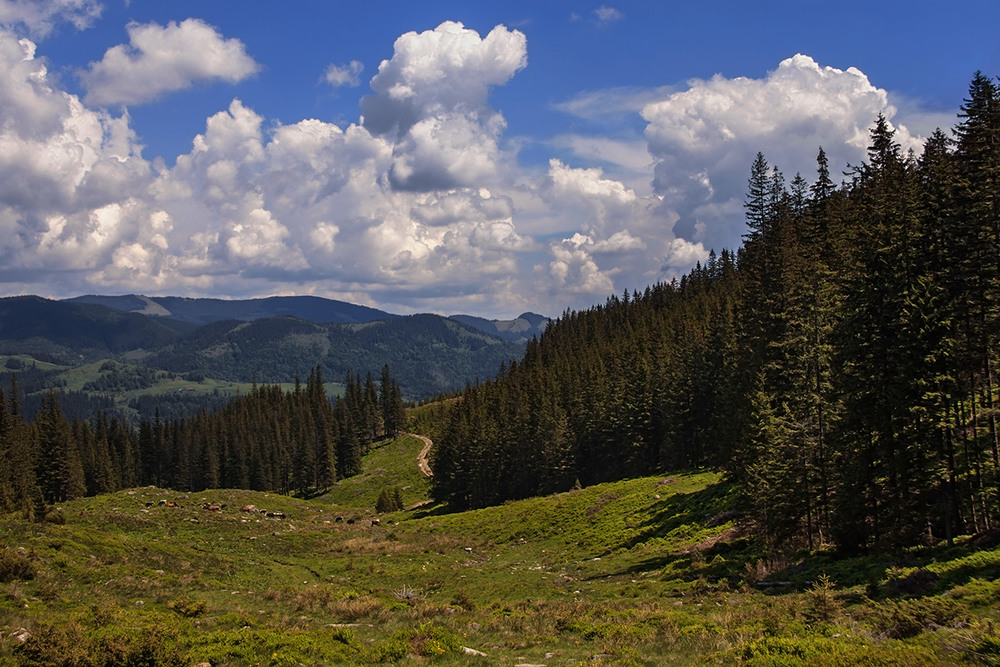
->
[1, 435, 999, 665]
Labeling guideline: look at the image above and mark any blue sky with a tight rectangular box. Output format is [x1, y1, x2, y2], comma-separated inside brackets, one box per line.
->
[0, 0, 997, 317]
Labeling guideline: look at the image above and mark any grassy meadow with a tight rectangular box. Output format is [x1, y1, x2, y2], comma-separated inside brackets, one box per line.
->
[1, 434, 999, 665]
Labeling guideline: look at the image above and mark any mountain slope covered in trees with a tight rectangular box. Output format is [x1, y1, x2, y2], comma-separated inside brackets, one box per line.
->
[0, 298, 525, 401]
[65, 293, 551, 342]
[433, 72, 1000, 554]
[67, 294, 395, 325]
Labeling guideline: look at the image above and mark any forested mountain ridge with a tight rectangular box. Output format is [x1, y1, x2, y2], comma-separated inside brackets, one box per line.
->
[0, 295, 192, 357]
[65, 293, 551, 342]
[66, 294, 395, 325]
[433, 72, 1000, 555]
[450, 312, 550, 342]
[0, 297, 525, 400]
[148, 312, 524, 397]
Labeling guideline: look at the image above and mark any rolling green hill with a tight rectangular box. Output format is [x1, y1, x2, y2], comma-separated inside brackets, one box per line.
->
[1, 435, 997, 665]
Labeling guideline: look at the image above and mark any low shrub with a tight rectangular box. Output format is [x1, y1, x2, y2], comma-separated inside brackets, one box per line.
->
[451, 589, 476, 612]
[327, 627, 355, 645]
[951, 577, 1000, 608]
[884, 566, 939, 596]
[15, 621, 184, 667]
[0, 546, 36, 582]
[14, 622, 92, 667]
[969, 631, 1000, 666]
[731, 635, 808, 663]
[864, 596, 964, 639]
[91, 626, 185, 667]
[167, 594, 206, 617]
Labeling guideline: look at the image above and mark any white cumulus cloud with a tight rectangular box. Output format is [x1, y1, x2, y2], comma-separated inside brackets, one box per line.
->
[0, 0, 102, 38]
[0, 29, 149, 274]
[80, 18, 260, 106]
[361, 21, 526, 191]
[640, 53, 924, 252]
[324, 60, 363, 88]
[0, 19, 943, 320]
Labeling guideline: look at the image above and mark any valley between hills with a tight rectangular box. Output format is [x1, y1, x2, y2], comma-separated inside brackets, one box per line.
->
[1, 429, 998, 665]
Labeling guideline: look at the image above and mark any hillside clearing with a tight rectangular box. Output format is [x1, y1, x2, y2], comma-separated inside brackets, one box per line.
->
[0, 443, 998, 665]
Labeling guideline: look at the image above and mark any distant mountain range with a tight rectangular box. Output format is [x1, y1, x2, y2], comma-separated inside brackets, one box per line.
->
[0, 295, 549, 401]
[66, 294, 549, 341]
[66, 294, 394, 326]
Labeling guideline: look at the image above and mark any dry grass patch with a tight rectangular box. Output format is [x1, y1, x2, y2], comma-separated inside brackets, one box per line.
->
[335, 536, 412, 556]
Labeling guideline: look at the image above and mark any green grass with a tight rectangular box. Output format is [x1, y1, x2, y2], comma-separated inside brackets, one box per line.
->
[322, 435, 431, 511]
[0, 439, 997, 666]
[0, 355, 69, 372]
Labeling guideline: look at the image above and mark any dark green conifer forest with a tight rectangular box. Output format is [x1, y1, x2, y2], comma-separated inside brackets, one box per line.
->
[0, 365, 406, 516]
[432, 73, 1000, 554]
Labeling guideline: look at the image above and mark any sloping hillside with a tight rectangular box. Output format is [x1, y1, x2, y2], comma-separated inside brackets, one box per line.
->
[0, 296, 189, 363]
[2, 438, 998, 665]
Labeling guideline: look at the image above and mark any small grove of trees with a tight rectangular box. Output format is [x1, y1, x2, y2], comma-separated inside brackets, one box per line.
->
[0, 365, 407, 511]
[375, 486, 406, 513]
[432, 72, 1000, 554]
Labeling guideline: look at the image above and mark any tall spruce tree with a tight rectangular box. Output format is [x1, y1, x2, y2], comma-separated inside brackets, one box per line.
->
[34, 391, 85, 503]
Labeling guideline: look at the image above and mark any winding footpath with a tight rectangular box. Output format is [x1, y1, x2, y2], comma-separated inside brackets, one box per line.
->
[411, 433, 433, 478]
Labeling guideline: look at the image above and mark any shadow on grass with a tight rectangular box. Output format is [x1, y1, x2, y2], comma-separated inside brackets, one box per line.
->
[620, 479, 736, 548]
[581, 480, 757, 584]
[407, 502, 454, 519]
[595, 496, 1000, 600]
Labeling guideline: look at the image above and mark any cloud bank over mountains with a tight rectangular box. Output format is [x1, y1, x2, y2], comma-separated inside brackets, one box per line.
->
[0, 10, 932, 317]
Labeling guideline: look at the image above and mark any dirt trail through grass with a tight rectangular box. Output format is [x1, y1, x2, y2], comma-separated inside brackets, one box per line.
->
[411, 433, 433, 477]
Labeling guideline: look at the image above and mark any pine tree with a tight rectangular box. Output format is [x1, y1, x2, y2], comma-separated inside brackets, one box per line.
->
[954, 73, 1000, 526]
[380, 365, 406, 438]
[34, 391, 85, 503]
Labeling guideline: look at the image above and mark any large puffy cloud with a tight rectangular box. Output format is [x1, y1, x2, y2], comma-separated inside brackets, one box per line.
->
[0, 19, 607, 316]
[361, 21, 526, 191]
[640, 54, 924, 251]
[0, 18, 935, 320]
[147, 95, 532, 305]
[545, 234, 616, 296]
[0, 30, 150, 273]
[536, 54, 923, 305]
[537, 158, 706, 303]
[80, 18, 260, 106]
[0, 0, 102, 38]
